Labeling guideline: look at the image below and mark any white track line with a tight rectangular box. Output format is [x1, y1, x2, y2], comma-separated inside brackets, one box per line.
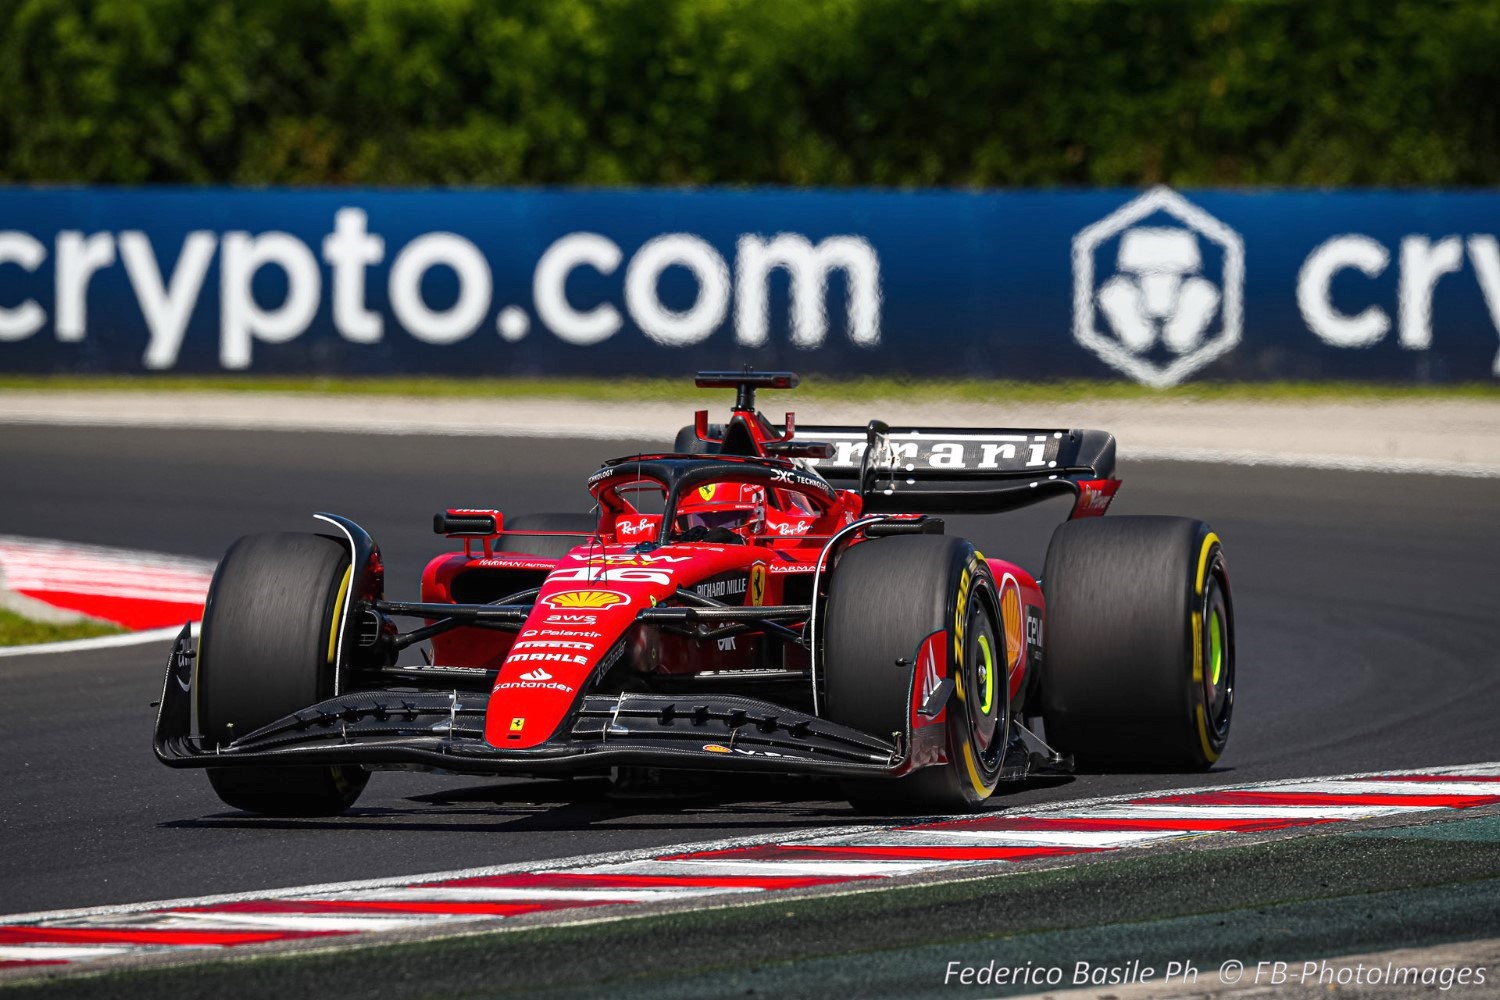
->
[4, 409, 1499, 476]
[0, 624, 193, 659]
[151, 912, 471, 933]
[1267, 779, 1500, 796]
[0, 535, 209, 657]
[7, 762, 1500, 979]
[9, 761, 1494, 929]
[885, 829, 1188, 848]
[0, 411, 654, 442]
[0, 946, 140, 962]
[323, 886, 755, 903]
[1034, 805, 1425, 819]
[2, 763, 1494, 925]
[1122, 444, 1500, 479]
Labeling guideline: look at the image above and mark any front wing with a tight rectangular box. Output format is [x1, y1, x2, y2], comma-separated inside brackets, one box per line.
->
[154, 627, 925, 780]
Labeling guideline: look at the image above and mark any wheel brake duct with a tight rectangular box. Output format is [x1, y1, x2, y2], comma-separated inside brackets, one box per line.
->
[918, 677, 954, 718]
[313, 513, 381, 696]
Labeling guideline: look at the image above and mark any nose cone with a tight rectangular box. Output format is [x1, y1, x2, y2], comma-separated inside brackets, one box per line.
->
[482, 543, 770, 749]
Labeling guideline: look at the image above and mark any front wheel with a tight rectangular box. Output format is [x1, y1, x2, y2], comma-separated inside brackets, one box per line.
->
[1039, 516, 1234, 770]
[822, 535, 1009, 812]
[198, 532, 370, 816]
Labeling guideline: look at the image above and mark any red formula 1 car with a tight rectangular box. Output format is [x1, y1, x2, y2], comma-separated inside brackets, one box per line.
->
[155, 371, 1234, 814]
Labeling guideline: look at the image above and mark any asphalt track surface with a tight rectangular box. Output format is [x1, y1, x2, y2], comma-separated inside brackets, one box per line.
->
[2, 425, 1499, 919]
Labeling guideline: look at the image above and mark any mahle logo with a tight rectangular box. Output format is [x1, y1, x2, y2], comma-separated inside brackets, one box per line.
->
[1073, 187, 1244, 387]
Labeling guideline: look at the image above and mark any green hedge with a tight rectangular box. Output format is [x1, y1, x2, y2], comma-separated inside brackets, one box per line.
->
[2, 0, 1497, 187]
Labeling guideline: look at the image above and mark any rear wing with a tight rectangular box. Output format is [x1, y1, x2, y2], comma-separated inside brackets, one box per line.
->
[794, 424, 1119, 516]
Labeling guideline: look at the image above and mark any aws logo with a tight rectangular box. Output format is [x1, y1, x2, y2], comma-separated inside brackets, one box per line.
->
[541, 589, 630, 610]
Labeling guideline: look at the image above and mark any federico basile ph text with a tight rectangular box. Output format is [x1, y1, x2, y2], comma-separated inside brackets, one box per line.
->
[0, 210, 882, 367]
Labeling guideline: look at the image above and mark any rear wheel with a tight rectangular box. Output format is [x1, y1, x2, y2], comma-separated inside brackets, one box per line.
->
[495, 512, 598, 559]
[198, 532, 369, 816]
[1039, 516, 1234, 770]
[823, 535, 1008, 812]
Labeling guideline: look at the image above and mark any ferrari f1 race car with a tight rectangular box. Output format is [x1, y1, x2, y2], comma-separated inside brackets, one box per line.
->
[155, 371, 1235, 814]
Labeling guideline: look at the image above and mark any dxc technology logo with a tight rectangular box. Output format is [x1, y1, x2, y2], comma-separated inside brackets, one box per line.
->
[1073, 187, 1244, 387]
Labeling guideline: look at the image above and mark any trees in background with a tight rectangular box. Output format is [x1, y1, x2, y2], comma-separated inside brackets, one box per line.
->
[3, 0, 1496, 187]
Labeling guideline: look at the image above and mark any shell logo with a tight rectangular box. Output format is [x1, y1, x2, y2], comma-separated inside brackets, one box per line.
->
[542, 589, 630, 610]
[999, 575, 1024, 671]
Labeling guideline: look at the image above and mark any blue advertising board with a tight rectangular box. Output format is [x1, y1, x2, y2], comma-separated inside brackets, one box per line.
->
[0, 186, 1497, 384]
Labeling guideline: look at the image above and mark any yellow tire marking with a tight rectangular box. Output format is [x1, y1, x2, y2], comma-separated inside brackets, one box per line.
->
[327, 564, 353, 665]
[1196, 532, 1220, 594]
[961, 743, 994, 797]
[1192, 532, 1221, 759]
[1195, 705, 1221, 763]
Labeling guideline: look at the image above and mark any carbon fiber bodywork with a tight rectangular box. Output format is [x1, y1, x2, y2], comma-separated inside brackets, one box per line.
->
[154, 625, 929, 779]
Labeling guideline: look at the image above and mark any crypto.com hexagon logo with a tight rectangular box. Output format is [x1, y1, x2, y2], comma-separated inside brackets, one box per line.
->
[1072, 187, 1244, 387]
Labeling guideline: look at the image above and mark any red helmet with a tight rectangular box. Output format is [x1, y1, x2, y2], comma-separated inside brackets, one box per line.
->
[673, 482, 766, 540]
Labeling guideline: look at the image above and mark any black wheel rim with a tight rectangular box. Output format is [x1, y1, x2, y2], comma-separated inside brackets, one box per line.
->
[956, 582, 1008, 793]
[1201, 568, 1233, 744]
[967, 597, 1002, 754]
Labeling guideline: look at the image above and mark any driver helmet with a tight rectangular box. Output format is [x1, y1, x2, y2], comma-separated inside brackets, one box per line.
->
[674, 482, 766, 539]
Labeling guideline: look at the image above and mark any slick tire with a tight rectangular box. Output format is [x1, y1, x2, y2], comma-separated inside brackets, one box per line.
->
[495, 513, 599, 559]
[823, 535, 1009, 813]
[198, 532, 369, 816]
[1039, 516, 1234, 770]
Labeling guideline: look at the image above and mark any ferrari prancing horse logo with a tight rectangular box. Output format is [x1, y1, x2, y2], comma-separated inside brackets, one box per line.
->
[749, 563, 767, 606]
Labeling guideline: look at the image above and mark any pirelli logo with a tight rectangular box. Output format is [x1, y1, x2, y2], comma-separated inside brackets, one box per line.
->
[799, 429, 1064, 473]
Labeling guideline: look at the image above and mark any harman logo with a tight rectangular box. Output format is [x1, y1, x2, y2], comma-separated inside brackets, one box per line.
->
[1073, 187, 1245, 388]
[542, 589, 629, 610]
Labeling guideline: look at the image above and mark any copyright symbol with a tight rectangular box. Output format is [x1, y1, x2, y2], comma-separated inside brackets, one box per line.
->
[1220, 960, 1244, 984]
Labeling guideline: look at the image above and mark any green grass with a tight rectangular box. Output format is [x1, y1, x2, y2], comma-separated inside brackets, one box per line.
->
[3, 374, 1499, 404]
[0, 607, 123, 646]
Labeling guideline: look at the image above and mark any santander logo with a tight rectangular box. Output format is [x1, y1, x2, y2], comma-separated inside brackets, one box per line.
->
[494, 663, 575, 694]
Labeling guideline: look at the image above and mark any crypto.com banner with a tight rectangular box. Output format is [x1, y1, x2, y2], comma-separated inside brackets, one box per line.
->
[1, 187, 1498, 384]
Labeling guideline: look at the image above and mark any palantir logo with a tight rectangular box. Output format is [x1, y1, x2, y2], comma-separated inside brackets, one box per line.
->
[1072, 187, 1244, 387]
